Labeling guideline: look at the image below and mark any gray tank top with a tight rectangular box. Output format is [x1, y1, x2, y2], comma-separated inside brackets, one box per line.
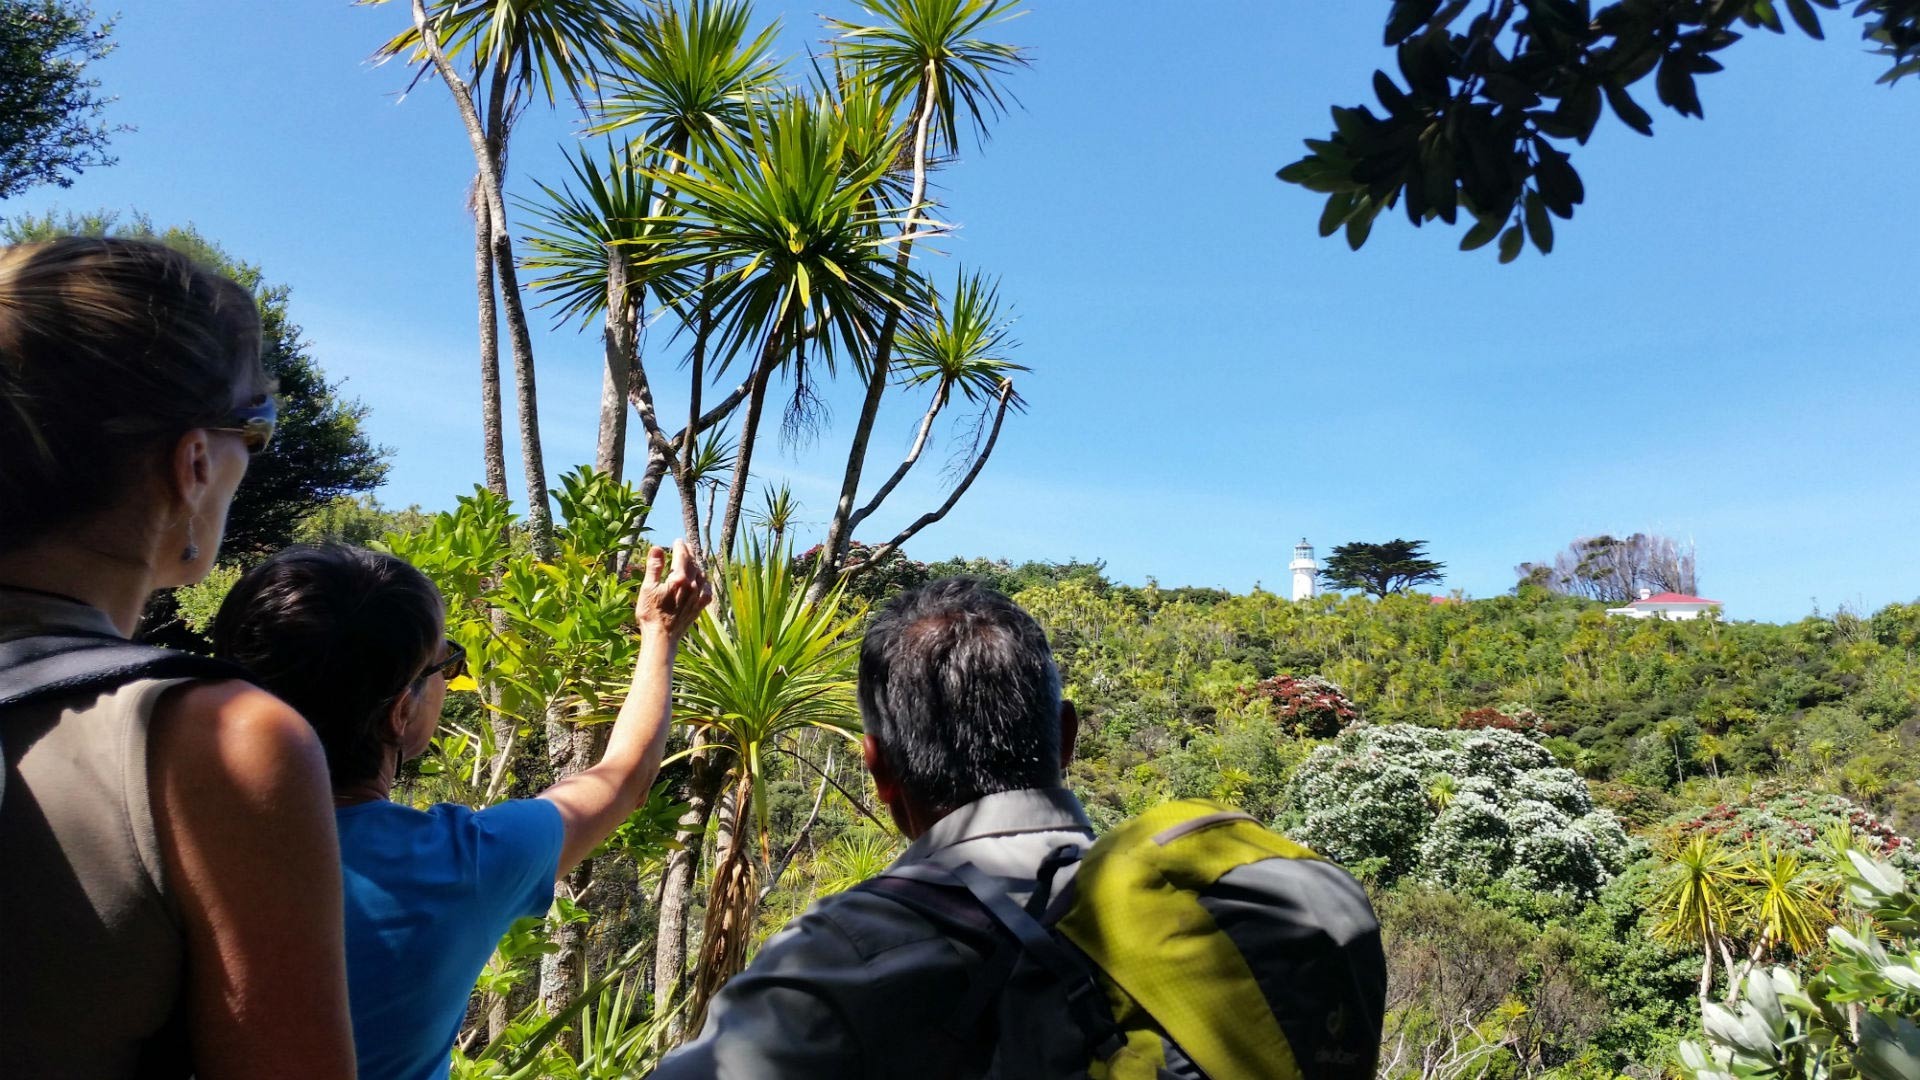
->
[0, 591, 194, 1079]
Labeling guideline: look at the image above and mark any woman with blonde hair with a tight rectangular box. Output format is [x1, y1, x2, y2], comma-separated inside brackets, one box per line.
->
[0, 237, 355, 1078]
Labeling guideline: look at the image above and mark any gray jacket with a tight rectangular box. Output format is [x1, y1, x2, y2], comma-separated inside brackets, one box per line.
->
[652, 787, 1095, 1080]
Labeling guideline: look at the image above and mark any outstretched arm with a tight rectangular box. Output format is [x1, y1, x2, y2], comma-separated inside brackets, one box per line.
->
[541, 539, 711, 877]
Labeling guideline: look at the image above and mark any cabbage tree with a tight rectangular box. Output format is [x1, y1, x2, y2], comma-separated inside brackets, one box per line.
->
[812, 0, 1029, 598]
[670, 546, 863, 1028]
[367, 0, 633, 553]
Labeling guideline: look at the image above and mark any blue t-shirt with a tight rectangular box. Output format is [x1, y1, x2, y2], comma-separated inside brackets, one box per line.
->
[335, 797, 565, 1080]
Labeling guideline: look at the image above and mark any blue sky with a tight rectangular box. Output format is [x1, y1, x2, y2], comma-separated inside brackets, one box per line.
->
[11, 2, 1918, 622]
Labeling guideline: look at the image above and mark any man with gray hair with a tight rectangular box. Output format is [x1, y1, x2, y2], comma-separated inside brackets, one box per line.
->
[653, 577, 1384, 1079]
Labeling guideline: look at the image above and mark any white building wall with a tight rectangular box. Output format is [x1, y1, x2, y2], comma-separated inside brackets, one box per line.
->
[1605, 603, 1718, 621]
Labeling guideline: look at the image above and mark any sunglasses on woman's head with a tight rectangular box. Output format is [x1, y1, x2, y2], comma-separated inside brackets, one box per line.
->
[207, 395, 278, 454]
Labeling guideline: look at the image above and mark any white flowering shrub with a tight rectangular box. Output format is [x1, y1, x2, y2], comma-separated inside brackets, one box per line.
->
[1293, 724, 1629, 899]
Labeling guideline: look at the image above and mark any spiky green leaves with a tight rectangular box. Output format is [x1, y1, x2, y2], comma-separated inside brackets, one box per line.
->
[521, 139, 695, 330]
[827, 0, 1029, 154]
[589, 0, 782, 151]
[636, 93, 929, 373]
[366, 0, 632, 105]
[671, 546, 864, 842]
[895, 268, 1028, 410]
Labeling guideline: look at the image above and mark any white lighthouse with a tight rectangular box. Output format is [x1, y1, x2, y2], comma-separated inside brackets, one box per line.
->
[1289, 538, 1319, 602]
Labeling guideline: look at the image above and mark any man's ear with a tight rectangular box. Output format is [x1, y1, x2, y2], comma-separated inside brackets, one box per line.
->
[862, 734, 897, 806]
[1058, 699, 1080, 774]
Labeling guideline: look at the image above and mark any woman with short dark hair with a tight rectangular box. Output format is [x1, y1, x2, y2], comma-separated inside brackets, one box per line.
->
[214, 540, 709, 1080]
[0, 236, 355, 1078]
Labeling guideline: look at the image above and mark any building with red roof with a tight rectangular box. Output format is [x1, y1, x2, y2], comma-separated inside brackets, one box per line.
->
[1605, 588, 1723, 621]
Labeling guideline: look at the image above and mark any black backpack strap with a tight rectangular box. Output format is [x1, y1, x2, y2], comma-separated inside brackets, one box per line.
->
[0, 633, 246, 711]
[878, 858, 1128, 1064]
[0, 633, 249, 806]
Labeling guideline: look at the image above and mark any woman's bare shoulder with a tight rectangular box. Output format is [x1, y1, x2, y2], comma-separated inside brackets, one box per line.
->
[150, 679, 327, 799]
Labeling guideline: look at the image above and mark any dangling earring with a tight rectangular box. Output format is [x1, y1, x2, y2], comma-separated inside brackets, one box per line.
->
[180, 517, 200, 563]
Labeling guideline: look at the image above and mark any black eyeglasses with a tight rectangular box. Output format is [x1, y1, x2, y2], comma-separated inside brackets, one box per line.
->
[422, 640, 467, 683]
[207, 395, 278, 454]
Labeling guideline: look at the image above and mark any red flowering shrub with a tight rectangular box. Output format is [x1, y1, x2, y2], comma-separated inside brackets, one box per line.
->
[1663, 790, 1918, 870]
[792, 541, 929, 604]
[1241, 674, 1361, 738]
[1457, 705, 1564, 738]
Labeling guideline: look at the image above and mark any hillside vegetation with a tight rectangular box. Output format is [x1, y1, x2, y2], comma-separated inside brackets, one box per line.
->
[974, 567, 1920, 1077]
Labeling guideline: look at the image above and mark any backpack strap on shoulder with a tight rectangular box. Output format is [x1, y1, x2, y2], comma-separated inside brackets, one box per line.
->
[0, 633, 249, 806]
[1027, 843, 1083, 919]
[864, 856, 1127, 1064]
[858, 872, 1001, 944]
[0, 633, 246, 711]
[936, 859, 1127, 1062]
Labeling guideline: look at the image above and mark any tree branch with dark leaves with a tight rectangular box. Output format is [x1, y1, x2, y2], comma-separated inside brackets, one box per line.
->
[1280, 0, 1920, 262]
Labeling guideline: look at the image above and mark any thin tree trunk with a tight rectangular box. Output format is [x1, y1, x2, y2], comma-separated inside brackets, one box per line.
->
[715, 331, 782, 561]
[604, 136, 695, 488]
[652, 736, 723, 1045]
[759, 744, 834, 904]
[710, 776, 742, 875]
[668, 262, 718, 558]
[473, 80, 519, 815]
[410, 0, 554, 556]
[849, 380, 1016, 578]
[686, 774, 754, 1033]
[538, 712, 606, 1055]
[619, 443, 670, 579]
[595, 243, 634, 480]
[848, 388, 944, 535]
[810, 315, 897, 598]
[672, 441, 703, 558]
[636, 451, 670, 512]
[621, 314, 688, 576]
[496, 236, 554, 557]
[1697, 936, 1716, 1003]
[625, 293, 743, 558]
[487, 988, 509, 1044]
[702, 484, 720, 562]
[812, 77, 941, 598]
[623, 368, 751, 556]
[473, 187, 508, 498]
[1715, 934, 1739, 1001]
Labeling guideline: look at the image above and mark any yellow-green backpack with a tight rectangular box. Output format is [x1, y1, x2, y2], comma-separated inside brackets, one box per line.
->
[863, 799, 1386, 1080]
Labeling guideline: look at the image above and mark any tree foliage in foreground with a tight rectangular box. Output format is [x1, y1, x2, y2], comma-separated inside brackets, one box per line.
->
[1323, 537, 1445, 597]
[1278, 0, 1920, 261]
[1678, 851, 1920, 1080]
[382, 475, 888, 1071]
[0, 0, 120, 198]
